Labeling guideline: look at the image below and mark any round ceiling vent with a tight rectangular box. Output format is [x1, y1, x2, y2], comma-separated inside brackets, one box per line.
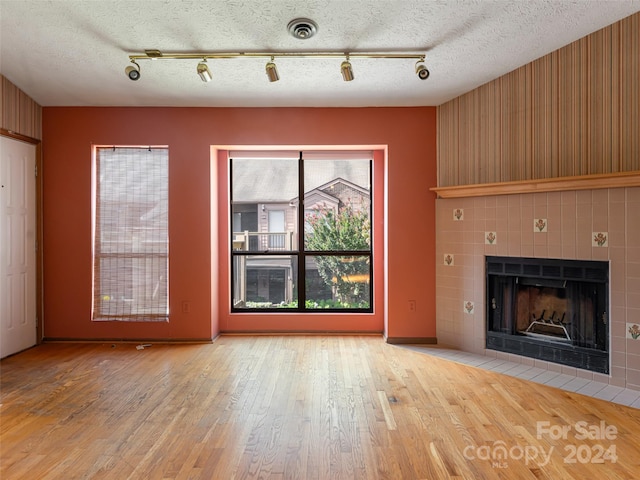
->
[287, 18, 318, 40]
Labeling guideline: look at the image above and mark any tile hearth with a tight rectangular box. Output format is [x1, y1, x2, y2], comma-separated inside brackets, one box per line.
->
[401, 344, 640, 409]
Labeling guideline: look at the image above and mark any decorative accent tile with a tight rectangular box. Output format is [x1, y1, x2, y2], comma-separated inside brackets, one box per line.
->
[628, 323, 640, 340]
[444, 254, 454, 266]
[534, 218, 547, 232]
[485, 231, 497, 244]
[463, 301, 474, 314]
[592, 232, 608, 247]
[453, 208, 464, 221]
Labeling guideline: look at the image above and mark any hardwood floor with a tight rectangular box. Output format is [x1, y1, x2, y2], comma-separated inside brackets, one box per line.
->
[1, 335, 639, 479]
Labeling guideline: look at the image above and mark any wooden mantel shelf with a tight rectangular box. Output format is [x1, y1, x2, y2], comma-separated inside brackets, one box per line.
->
[430, 171, 640, 199]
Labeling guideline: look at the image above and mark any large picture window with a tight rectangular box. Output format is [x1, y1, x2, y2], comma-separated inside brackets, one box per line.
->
[92, 147, 169, 321]
[231, 151, 372, 312]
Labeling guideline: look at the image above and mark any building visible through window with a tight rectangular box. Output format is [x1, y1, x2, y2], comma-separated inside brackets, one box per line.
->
[231, 151, 372, 312]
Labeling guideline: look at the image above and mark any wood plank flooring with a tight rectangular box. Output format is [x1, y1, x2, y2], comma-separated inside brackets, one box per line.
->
[1, 335, 639, 479]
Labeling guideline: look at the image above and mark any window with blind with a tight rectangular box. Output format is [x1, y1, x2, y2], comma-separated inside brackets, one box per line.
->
[230, 150, 372, 312]
[92, 147, 169, 322]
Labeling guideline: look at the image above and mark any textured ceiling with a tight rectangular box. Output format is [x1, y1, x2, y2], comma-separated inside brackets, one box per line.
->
[1, 0, 639, 107]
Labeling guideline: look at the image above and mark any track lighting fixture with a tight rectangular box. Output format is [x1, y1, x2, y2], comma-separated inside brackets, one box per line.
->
[197, 59, 212, 82]
[265, 57, 279, 82]
[124, 49, 429, 84]
[340, 56, 354, 82]
[125, 61, 141, 81]
[415, 59, 430, 80]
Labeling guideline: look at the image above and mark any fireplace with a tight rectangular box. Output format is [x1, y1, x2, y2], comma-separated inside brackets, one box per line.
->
[486, 256, 609, 374]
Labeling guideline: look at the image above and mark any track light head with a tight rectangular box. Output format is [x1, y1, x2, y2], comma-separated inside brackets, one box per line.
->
[125, 62, 141, 81]
[415, 60, 430, 80]
[265, 57, 279, 82]
[197, 60, 212, 82]
[341, 58, 354, 82]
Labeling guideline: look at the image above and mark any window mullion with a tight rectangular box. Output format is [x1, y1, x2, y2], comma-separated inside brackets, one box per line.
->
[297, 152, 306, 310]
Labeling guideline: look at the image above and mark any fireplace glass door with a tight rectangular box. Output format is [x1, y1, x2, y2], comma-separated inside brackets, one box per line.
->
[488, 276, 607, 350]
[486, 256, 609, 373]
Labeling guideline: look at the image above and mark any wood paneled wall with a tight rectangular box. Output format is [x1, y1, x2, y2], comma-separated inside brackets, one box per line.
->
[437, 12, 639, 187]
[1, 75, 42, 140]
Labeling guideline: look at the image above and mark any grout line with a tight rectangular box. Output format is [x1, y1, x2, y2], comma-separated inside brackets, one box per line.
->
[611, 390, 640, 406]
[561, 377, 592, 392]
[576, 381, 609, 397]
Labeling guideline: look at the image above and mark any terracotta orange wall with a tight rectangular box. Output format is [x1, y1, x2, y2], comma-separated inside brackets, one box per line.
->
[215, 148, 386, 334]
[41, 107, 436, 341]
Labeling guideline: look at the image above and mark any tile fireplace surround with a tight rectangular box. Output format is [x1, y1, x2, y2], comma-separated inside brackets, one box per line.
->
[435, 187, 640, 391]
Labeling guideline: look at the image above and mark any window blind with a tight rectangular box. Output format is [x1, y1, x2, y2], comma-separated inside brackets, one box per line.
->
[92, 147, 169, 321]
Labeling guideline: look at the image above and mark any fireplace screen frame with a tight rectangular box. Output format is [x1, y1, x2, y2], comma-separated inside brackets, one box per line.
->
[486, 256, 609, 374]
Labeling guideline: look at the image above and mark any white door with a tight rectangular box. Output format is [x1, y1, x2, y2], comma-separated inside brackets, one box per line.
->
[0, 136, 37, 358]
